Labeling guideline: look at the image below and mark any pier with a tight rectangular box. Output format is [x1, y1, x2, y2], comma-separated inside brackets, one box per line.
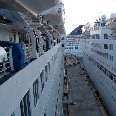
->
[63, 56, 108, 116]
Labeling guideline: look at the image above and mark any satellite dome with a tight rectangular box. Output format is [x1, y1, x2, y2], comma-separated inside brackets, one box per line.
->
[110, 13, 116, 19]
[101, 15, 106, 20]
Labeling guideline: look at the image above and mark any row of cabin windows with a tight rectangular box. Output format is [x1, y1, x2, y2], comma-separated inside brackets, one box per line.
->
[66, 44, 74, 46]
[10, 59, 63, 116]
[89, 56, 116, 83]
[91, 33, 115, 40]
[11, 62, 50, 116]
[89, 56, 116, 102]
[91, 43, 101, 48]
[91, 43, 113, 50]
[75, 47, 78, 49]
[34, 68, 62, 116]
[65, 47, 78, 49]
[33, 66, 49, 107]
[91, 34, 99, 39]
[98, 75, 116, 102]
[43, 89, 60, 116]
[33, 79, 39, 107]
[104, 33, 116, 40]
[65, 47, 73, 49]
[91, 50, 115, 72]
[11, 91, 31, 116]
[20, 90, 31, 116]
[99, 59, 116, 74]
[104, 44, 113, 50]
[104, 34, 108, 39]
[91, 49, 114, 61]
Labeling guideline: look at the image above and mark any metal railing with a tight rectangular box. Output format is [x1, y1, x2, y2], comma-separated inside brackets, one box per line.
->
[0, 43, 33, 78]
[23, 43, 32, 63]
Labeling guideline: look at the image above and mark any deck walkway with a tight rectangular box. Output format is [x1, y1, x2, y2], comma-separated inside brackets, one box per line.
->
[66, 57, 106, 116]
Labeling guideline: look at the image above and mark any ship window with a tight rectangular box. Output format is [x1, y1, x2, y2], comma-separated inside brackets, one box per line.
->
[104, 44, 108, 49]
[55, 111, 57, 116]
[111, 56, 113, 61]
[75, 47, 78, 49]
[109, 44, 113, 50]
[96, 34, 99, 39]
[61, 67, 62, 71]
[104, 69, 106, 74]
[92, 35, 95, 39]
[104, 34, 108, 39]
[58, 89, 59, 93]
[56, 105, 57, 110]
[114, 68, 116, 72]
[11, 112, 15, 116]
[101, 23, 105, 26]
[45, 65, 48, 82]
[107, 72, 109, 76]
[106, 53, 108, 59]
[33, 79, 39, 107]
[44, 113, 46, 116]
[20, 90, 31, 116]
[109, 74, 113, 80]
[57, 98, 59, 103]
[99, 66, 102, 70]
[103, 53, 108, 59]
[109, 55, 113, 61]
[48, 62, 50, 74]
[40, 70, 44, 92]
[114, 78, 116, 83]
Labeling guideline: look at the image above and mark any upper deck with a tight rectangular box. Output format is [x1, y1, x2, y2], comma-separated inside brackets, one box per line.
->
[0, 0, 66, 86]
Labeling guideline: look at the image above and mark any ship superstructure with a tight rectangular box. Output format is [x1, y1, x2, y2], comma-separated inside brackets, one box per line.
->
[77, 14, 116, 116]
[0, 0, 66, 116]
[64, 36, 81, 57]
[64, 25, 83, 57]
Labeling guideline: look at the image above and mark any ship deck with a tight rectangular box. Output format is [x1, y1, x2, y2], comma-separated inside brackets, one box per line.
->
[65, 57, 107, 116]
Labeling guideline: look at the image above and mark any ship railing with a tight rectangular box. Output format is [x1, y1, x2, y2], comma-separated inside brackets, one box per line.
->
[0, 46, 14, 78]
[23, 43, 32, 63]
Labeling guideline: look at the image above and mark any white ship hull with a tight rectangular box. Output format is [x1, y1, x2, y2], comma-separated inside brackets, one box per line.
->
[0, 44, 64, 116]
[78, 38, 116, 116]
[0, 0, 66, 115]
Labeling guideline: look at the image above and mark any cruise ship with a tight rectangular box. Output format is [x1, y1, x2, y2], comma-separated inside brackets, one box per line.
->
[76, 14, 116, 116]
[64, 25, 84, 68]
[0, 0, 66, 116]
[64, 36, 82, 57]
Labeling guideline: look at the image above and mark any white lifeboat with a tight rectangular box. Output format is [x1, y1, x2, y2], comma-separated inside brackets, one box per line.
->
[40, 4, 64, 16]
[0, 0, 61, 17]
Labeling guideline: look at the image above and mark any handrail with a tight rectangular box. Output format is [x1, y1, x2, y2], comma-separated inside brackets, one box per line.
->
[23, 43, 32, 62]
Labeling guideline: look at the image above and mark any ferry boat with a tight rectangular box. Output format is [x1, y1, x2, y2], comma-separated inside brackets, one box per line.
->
[77, 14, 116, 116]
[0, 0, 66, 116]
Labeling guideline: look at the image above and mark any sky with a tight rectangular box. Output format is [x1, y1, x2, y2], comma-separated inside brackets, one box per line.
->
[62, 0, 116, 34]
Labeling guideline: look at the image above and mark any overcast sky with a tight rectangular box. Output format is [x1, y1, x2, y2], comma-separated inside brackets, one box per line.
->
[62, 0, 116, 34]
